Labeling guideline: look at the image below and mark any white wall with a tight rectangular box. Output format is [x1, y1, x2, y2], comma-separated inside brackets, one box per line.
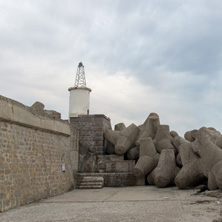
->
[69, 87, 91, 117]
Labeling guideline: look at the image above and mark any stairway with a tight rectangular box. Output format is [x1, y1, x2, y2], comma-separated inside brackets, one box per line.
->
[75, 155, 145, 188]
[76, 176, 104, 189]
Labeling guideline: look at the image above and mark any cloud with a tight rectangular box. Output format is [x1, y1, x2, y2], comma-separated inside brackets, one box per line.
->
[1, 0, 222, 136]
[86, 67, 213, 135]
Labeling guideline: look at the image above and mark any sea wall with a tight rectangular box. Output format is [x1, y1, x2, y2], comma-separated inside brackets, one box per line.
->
[0, 95, 79, 212]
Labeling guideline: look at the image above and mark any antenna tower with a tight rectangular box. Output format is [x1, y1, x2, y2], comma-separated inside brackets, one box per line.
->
[74, 62, 86, 87]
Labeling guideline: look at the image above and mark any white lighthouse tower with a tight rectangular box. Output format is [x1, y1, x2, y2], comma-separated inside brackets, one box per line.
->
[68, 62, 92, 118]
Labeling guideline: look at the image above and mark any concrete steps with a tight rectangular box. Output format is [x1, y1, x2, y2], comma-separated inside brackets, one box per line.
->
[75, 173, 144, 187]
[76, 176, 104, 189]
[75, 155, 145, 188]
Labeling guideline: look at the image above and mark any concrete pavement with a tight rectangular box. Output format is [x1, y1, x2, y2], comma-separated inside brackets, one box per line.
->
[0, 186, 222, 222]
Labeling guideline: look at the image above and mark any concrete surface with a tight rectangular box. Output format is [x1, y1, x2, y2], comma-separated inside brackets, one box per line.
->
[1, 186, 222, 222]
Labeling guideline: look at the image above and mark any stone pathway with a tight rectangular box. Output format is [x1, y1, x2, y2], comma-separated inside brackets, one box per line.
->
[1, 186, 222, 222]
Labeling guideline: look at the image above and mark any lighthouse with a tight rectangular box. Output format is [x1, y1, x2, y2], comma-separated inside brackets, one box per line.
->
[68, 62, 92, 118]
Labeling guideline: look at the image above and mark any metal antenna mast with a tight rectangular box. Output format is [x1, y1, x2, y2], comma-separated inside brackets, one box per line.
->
[74, 62, 87, 87]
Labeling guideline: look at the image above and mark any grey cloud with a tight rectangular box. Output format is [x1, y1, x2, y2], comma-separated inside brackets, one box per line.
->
[77, 1, 222, 80]
[1, 0, 222, 134]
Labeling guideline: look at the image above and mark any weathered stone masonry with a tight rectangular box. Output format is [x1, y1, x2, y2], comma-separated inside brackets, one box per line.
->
[0, 95, 79, 212]
[71, 115, 145, 188]
[70, 115, 112, 175]
[70, 115, 111, 155]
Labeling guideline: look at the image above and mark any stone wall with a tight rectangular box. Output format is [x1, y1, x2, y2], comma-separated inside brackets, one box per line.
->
[70, 115, 111, 173]
[0, 95, 79, 212]
[70, 115, 111, 155]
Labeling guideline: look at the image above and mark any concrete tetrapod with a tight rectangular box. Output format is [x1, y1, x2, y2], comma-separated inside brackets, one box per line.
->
[172, 136, 197, 165]
[135, 113, 160, 149]
[173, 136, 205, 189]
[194, 127, 222, 149]
[115, 123, 140, 155]
[147, 168, 156, 185]
[209, 160, 222, 190]
[133, 137, 159, 178]
[143, 112, 160, 139]
[170, 131, 179, 138]
[192, 139, 222, 190]
[104, 130, 120, 146]
[184, 130, 197, 142]
[172, 135, 188, 166]
[153, 149, 180, 188]
[126, 147, 139, 160]
[135, 131, 149, 148]
[153, 125, 174, 153]
[114, 123, 126, 131]
[174, 158, 204, 189]
[174, 127, 222, 190]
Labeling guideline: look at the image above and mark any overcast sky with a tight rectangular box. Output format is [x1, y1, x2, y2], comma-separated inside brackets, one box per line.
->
[1, 0, 222, 136]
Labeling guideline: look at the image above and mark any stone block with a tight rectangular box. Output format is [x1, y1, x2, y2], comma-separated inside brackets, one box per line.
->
[105, 160, 135, 173]
[108, 155, 124, 161]
[70, 114, 111, 155]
